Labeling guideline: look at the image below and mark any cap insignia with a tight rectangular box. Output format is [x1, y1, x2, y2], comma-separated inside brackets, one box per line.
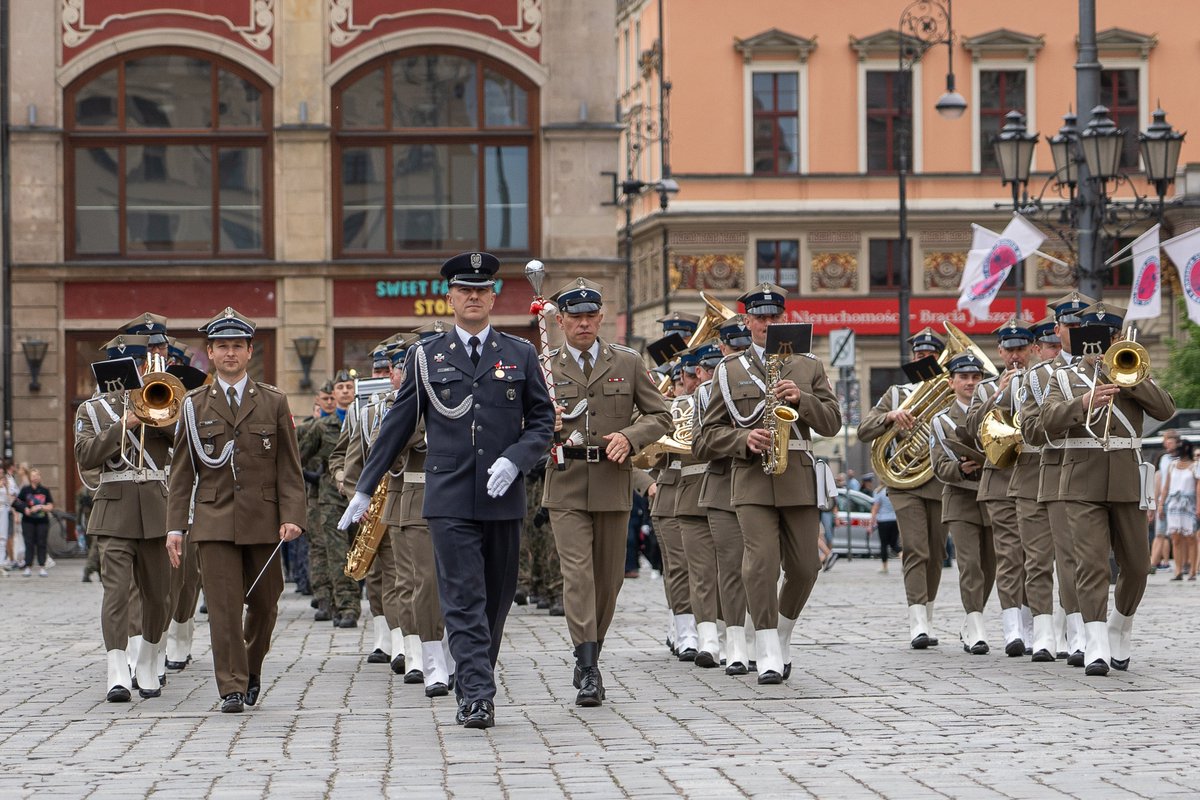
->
[470, 253, 483, 269]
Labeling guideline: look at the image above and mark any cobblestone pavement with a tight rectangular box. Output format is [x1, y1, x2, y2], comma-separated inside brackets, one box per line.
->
[0, 553, 1196, 799]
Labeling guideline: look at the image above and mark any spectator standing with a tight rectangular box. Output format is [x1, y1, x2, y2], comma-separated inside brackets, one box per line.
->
[1157, 440, 1198, 581]
[846, 469, 861, 492]
[1148, 431, 1181, 573]
[0, 461, 17, 567]
[870, 485, 900, 574]
[14, 468, 53, 576]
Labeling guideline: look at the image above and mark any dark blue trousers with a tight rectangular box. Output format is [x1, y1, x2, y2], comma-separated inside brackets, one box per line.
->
[429, 517, 521, 704]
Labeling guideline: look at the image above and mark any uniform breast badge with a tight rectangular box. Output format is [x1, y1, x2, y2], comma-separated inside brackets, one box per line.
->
[434, 353, 446, 363]
[507, 388, 516, 400]
[262, 435, 272, 450]
[204, 442, 215, 455]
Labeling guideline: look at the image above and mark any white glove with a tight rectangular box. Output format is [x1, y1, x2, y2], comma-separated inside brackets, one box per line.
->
[338, 491, 371, 530]
[486, 457, 519, 498]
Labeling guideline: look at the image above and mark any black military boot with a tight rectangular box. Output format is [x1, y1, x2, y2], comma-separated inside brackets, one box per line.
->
[574, 642, 604, 707]
[314, 599, 332, 622]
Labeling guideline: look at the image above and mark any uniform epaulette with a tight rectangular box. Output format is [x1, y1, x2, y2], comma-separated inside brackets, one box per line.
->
[719, 351, 742, 364]
[185, 384, 208, 398]
[802, 352, 817, 359]
[608, 343, 640, 357]
[497, 330, 533, 348]
[256, 382, 283, 394]
[419, 332, 446, 347]
[547, 347, 561, 357]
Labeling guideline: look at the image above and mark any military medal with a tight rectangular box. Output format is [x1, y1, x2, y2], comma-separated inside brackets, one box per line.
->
[434, 353, 446, 363]
[493, 360, 505, 379]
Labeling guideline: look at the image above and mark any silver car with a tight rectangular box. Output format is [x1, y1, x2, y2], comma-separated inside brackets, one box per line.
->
[829, 488, 878, 557]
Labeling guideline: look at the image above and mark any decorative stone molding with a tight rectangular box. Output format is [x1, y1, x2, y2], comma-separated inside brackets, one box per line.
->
[1035, 251, 1077, 289]
[923, 251, 966, 291]
[919, 229, 973, 246]
[1086, 27, 1157, 60]
[734, 28, 817, 64]
[674, 254, 745, 292]
[811, 252, 858, 291]
[849, 30, 921, 62]
[330, 0, 542, 49]
[808, 230, 860, 247]
[669, 231, 747, 247]
[62, 0, 275, 52]
[962, 28, 1045, 62]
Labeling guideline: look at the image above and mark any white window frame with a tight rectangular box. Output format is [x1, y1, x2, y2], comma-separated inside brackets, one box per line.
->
[743, 61, 809, 175]
[858, 61, 922, 174]
[971, 59, 1037, 173]
[1099, 58, 1149, 169]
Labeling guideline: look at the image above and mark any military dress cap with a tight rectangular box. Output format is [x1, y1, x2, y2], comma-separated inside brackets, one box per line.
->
[440, 251, 500, 287]
[100, 334, 150, 360]
[670, 362, 683, 380]
[318, 379, 335, 394]
[1079, 300, 1126, 329]
[718, 316, 752, 348]
[651, 363, 673, 379]
[947, 353, 987, 374]
[333, 368, 357, 384]
[656, 311, 700, 334]
[166, 337, 192, 366]
[678, 349, 702, 375]
[387, 333, 419, 365]
[993, 318, 1034, 349]
[738, 282, 788, 316]
[1031, 314, 1060, 343]
[909, 326, 946, 354]
[119, 312, 170, 345]
[370, 345, 391, 370]
[694, 343, 723, 369]
[551, 277, 604, 314]
[200, 307, 256, 339]
[1049, 290, 1097, 324]
[414, 319, 450, 339]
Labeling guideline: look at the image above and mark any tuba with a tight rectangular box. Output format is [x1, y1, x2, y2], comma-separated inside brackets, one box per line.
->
[654, 293, 736, 394]
[345, 475, 390, 580]
[631, 395, 694, 468]
[869, 322, 997, 490]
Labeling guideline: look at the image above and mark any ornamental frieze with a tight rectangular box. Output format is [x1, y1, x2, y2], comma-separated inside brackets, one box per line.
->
[810, 252, 857, 292]
[924, 251, 966, 291]
[62, 0, 275, 57]
[330, 0, 541, 57]
[673, 254, 744, 292]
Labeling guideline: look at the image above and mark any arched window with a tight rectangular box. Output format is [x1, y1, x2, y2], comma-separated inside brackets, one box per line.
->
[65, 49, 272, 259]
[333, 48, 538, 258]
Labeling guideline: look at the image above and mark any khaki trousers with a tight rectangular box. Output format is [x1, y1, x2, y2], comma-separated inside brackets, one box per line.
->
[1014, 497, 1055, 616]
[550, 509, 628, 646]
[366, 529, 403, 630]
[171, 535, 202, 623]
[891, 491, 947, 606]
[984, 498, 1025, 610]
[707, 507, 747, 625]
[653, 514, 691, 615]
[952, 520, 995, 614]
[390, 521, 443, 642]
[1046, 500, 1080, 615]
[97, 536, 171, 650]
[678, 514, 720, 625]
[197, 541, 283, 698]
[1068, 501, 1148, 622]
[734, 504, 820, 629]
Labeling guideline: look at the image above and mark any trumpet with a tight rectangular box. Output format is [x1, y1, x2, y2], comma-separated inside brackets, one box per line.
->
[120, 353, 186, 469]
[1083, 329, 1150, 448]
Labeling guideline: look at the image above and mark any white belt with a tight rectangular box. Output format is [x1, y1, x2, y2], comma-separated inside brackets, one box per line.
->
[403, 472, 426, 484]
[668, 460, 682, 471]
[1022, 444, 1042, 455]
[680, 464, 707, 477]
[788, 439, 811, 452]
[101, 469, 167, 484]
[1061, 436, 1140, 450]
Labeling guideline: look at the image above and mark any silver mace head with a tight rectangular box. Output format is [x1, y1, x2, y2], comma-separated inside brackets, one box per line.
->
[524, 259, 545, 296]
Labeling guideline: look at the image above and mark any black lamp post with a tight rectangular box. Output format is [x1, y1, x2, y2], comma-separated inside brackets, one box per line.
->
[292, 336, 320, 391]
[896, 0, 965, 360]
[992, 110, 1038, 315]
[21, 338, 47, 392]
[1140, 108, 1185, 213]
[607, 174, 679, 345]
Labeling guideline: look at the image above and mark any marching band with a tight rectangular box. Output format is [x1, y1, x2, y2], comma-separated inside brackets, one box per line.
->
[74, 252, 1178, 726]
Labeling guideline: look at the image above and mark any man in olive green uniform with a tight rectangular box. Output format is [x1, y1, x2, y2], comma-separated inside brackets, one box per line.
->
[544, 278, 671, 706]
[695, 284, 842, 684]
[857, 327, 949, 648]
[75, 334, 174, 702]
[966, 319, 1034, 656]
[1042, 301, 1175, 676]
[929, 353, 994, 655]
[166, 307, 306, 713]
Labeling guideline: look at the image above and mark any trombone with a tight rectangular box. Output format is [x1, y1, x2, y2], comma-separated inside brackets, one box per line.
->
[120, 353, 186, 469]
[1083, 328, 1150, 449]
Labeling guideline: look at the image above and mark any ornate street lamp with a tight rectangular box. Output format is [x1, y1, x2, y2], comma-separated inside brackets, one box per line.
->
[1078, 105, 1125, 184]
[993, 110, 1039, 208]
[1140, 107, 1185, 209]
[292, 336, 320, 391]
[21, 338, 48, 392]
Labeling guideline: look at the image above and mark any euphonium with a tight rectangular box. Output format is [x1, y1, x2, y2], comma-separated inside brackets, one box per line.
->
[345, 475, 390, 580]
[978, 367, 1024, 468]
[654, 293, 736, 394]
[631, 395, 694, 468]
[762, 347, 799, 476]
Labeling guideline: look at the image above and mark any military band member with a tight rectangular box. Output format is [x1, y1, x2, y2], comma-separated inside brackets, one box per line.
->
[966, 319, 1034, 656]
[1041, 301, 1175, 675]
[543, 278, 671, 706]
[75, 335, 174, 702]
[1020, 293, 1093, 665]
[929, 353, 995, 654]
[696, 318, 754, 675]
[344, 252, 554, 730]
[165, 308, 306, 713]
[857, 327, 949, 648]
[694, 283, 842, 684]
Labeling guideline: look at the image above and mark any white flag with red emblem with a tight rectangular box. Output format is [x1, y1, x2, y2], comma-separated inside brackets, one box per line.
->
[956, 214, 1045, 321]
[1161, 226, 1200, 325]
[1124, 224, 1161, 322]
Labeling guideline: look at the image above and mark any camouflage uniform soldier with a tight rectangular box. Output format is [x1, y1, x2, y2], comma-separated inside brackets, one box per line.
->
[519, 456, 562, 613]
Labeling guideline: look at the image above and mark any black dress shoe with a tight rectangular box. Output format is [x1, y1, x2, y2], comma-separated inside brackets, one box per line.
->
[575, 667, 605, 707]
[1005, 639, 1026, 657]
[220, 693, 245, 713]
[757, 670, 783, 685]
[336, 616, 358, 629]
[782, 663, 792, 681]
[246, 675, 261, 706]
[404, 669, 425, 685]
[107, 686, 131, 703]
[911, 633, 931, 650]
[390, 654, 406, 675]
[677, 647, 698, 662]
[1031, 649, 1055, 663]
[463, 699, 495, 729]
[548, 601, 565, 617]
[694, 651, 718, 668]
[927, 636, 939, 646]
[1085, 659, 1110, 677]
[725, 661, 748, 676]
[199, 602, 207, 614]
[1056, 650, 1070, 660]
[1067, 650, 1085, 667]
[366, 649, 389, 664]
[425, 682, 449, 698]
[962, 641, 989, 655]
[1110, 657, 1130, 672]
[536, 597, 551, 610]
[165, 656, 192, 671]
[513, 591, 528, 606]
[455, 697, 468, 725]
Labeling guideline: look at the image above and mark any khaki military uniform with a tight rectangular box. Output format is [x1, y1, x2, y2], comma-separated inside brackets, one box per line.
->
[694, 347, 841, 677]
[166, 379, 306, 699]
[543, 340, 671, 648]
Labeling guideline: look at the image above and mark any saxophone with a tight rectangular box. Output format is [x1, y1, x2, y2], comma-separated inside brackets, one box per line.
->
[762, 346, 799, 475]
[344, 475, 390, 580]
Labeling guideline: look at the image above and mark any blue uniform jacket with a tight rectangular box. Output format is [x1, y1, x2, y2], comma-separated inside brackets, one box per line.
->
[356, 329, 554, 521]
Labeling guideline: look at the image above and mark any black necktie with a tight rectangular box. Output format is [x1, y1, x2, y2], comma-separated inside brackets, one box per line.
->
[580, 350, 593, 379]
[468, 335, 481, 366]
[227, 385, 240, 417]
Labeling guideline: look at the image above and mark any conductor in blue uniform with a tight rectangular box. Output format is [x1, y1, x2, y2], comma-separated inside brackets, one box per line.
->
[342, 251, 554, 729]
